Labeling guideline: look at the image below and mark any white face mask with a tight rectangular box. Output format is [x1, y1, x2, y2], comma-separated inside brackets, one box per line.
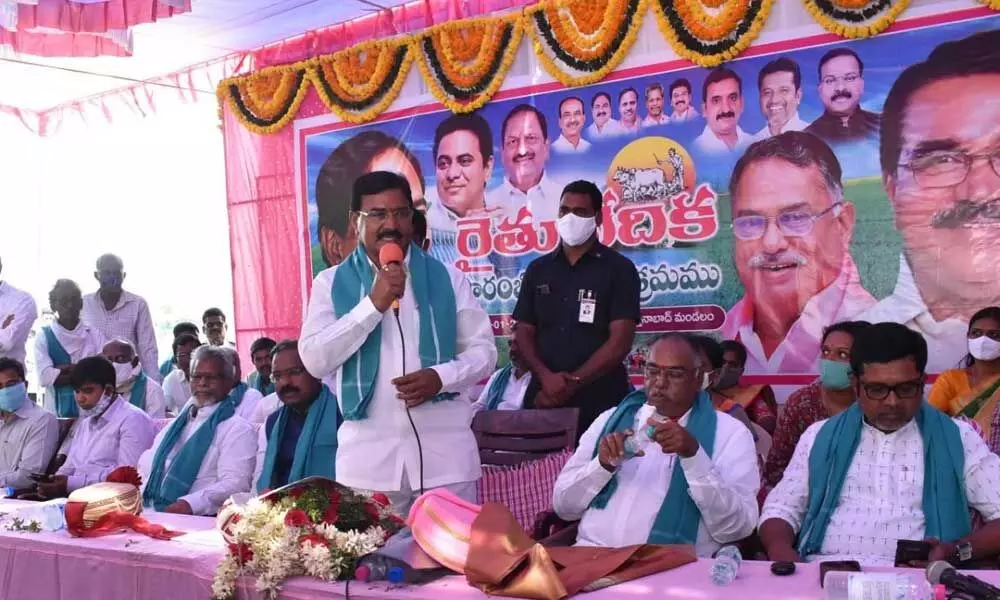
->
[79, 392, 114, 419]
[969, 336, 1000, 361]
[556, 213, 597, 247]
[114, 362, 140, 387]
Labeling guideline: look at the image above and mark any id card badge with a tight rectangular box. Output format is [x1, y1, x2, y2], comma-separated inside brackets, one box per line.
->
[579, 290, 596, 324]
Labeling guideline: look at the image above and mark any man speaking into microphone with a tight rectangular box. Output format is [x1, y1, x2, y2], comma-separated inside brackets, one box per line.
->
[300, 170, 496, 513]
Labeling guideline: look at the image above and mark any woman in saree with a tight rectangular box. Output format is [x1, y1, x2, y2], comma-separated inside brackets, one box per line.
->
[928, 306, 1000, 451]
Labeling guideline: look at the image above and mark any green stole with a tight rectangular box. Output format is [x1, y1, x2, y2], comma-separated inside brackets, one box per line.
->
[589, 390, 717, 545]
[797, 402, 971, 556]
[42, 326, 78, 418]
[128, 372, 148, 411]
[331, 244, 457, 420]
[256, 385, 340, 492]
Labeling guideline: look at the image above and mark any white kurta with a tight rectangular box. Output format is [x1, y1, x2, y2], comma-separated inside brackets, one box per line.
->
[761, 417, 1000, 565]
[57, 398, 154, 492]
[162, 369, 191, 416]
[118, 376, 167, 419]
[34, 321, 105, 413]
[0, 282, 39, 364]
[299, 252, 496, 492]
[471, 369, 532, 414]
[553, 403, 760, 557]
[137, 402, 257, 516]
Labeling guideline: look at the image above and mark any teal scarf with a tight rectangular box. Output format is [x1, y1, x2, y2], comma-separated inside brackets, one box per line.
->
[590, 390, 717, 545]
[798, 402, 970, 557]
[331, 244, 457, 420]
[228, 382, 249, 407]
[142, 397, 237, 511]
[42, 326, 78, 418]
[256, 385, 340, 492]
[128, 371, 148, 411]
[159, 357, 175, 380]
[483, 365, 514, 411]
[248, 371, 275, 396]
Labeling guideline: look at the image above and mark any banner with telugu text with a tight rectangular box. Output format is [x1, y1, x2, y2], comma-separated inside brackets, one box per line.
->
[295, 12, 1000, 384]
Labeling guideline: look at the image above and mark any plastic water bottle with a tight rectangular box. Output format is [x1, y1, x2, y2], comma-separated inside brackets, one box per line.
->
[12, 498, 67, 531]
[709, 545, 742, 585]
[612, 411, 668, 466]
[823, 572, 946, 599]
[3, 486, 15, 498]
[354, 556, 406, 584]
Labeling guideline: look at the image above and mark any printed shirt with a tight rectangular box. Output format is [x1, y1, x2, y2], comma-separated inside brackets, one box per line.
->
[722, 254, 875, 373]
[81, 290, 160, 382]
[553, 403, 760, 557]
[760, 381, 829, 500]
[760, 417, 1000, 565]
[298, 252, 496, 492]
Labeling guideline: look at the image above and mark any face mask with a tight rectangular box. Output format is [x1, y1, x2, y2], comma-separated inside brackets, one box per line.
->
[820, 359, 853, 390]
[701, 370, 713, 391]
[0, 382, 27, 413]
[714, 366, 743, 390]
[99, 274, 123, 288]
[969, 336, 1000, 362]
[79, 392, 114, 419]
[114, 362, 139, 387]
[556, 213, 597, 247]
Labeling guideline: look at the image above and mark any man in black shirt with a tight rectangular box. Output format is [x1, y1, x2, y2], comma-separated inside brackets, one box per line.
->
[513, 181, 641, 437]
[805, 48, 880, 144]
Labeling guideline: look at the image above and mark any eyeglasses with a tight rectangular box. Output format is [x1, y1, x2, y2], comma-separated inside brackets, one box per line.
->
[357, 207, 414, 224]
[821, 73, 860, 87]
[190, 373, 224, 384]
[900, 150, 1000, 189]
[644, 363, 696, 383]
[969, 328, 1000, 342]
[860, 378, 924, 401]
[272, 367, 306, 380]
[504, 135, 543, 150]
[731, 202, 841, 241]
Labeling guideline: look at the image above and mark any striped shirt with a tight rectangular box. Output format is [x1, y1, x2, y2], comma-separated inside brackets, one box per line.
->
[82, 290, 160, 382]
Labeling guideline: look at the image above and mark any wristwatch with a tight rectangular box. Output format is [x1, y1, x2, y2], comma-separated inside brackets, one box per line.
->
[955, 541, 973, 564]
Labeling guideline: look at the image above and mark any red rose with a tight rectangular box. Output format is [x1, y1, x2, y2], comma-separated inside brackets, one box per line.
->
[284, 508, 311, 528]
[230, 514, 242, 525]
[299, 532, 328, 548]
[372, 493, 390, 507]
[328, 488, 342, 503]
[106, 466, 142, 487]
[363, 503, 380, 521]
[289, 486, 306, 500]
[322, 505, 340, 525]
[229, 542, 254, 562]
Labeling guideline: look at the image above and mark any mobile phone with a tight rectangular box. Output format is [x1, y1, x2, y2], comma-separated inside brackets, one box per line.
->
[894, 540, 932, 566]
[28, 473, 53, 483]
[819, 560, 861, 587]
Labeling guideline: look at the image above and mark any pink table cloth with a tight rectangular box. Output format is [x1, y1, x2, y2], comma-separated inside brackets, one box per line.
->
[1, 498, 999, 599]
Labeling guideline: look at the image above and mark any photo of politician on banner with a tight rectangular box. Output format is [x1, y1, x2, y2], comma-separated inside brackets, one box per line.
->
[297, 14, 1000, 381]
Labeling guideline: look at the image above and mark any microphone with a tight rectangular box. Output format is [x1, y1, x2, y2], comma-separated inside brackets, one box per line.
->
[927, 561, 1000, 599]
[377, 243, 405, 313]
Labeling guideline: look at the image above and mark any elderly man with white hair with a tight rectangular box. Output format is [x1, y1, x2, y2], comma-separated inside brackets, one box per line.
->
[101, 338, 166, 418]
[138, 345, 256, 515]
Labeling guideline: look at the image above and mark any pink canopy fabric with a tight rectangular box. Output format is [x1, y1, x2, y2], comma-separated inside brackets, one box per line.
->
[5, 0, 190, 33]
[0, 27, 131, 57]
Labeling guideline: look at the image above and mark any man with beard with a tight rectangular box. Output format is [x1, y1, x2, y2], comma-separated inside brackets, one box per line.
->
[552, 96, 592, 153]
[721, 132, 874, 373]
[552, 334, 758, 555]
[805, 48, 880, 145]
[315, 131, 427, 267]
[641, 83, 668, 128]
[754, 57, 809, 140]
[254, 340, 339, 492]
[102, 338, 166, 418]
[472, 321, 531, 413]
[586, 92, 625, 139]
[300, 171, 495, 514]
[859, 30, 1000, 372]
[693, 68, 753, 155]
[668, 79, 699, 123]
[202, 308, 234, 347]
[617, 88, 641, 135]
[489, 104, 564, 224]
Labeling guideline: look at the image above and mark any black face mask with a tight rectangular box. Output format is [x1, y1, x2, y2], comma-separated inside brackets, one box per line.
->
[713, 366, 743, 390]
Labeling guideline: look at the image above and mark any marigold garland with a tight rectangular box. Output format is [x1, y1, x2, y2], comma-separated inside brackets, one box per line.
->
[803, 0, 910, 37]
[415, 16, 523, 113]
[528, 0, 645, 87]
[309, 41, 413, 124]
[978, 0, 1000, 9]
[652, 0, 772, 67]
[673, 0, 752, 42]
[219, 68, 309, 135]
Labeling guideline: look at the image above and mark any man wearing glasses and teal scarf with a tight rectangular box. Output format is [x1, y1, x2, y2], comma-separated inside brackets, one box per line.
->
[300, 171, 496, 515]
[761, 323, 1000, 566]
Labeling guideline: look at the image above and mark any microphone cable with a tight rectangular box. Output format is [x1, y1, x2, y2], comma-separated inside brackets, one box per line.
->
[393, 309, 425, 497]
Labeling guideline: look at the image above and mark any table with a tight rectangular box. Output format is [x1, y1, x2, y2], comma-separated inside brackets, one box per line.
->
[1, 499, 999, 600]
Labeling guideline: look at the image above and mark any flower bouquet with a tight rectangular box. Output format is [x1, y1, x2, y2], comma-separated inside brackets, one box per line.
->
[212, 477, 405, 600]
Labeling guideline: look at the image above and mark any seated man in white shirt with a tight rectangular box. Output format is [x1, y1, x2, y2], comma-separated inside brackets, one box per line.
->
[219, 345, 263, 421]
[0, 358, 59, 490]
[138, 345, 256, 515]
[35, 279, 105, 417]
[552, 334, 759, 555]
[760, 323, 1000, 566]
[37, 356, 154, 499]
[162, 333, 201, 416]
[103, 338, 166, 418]
[300, 171, 496, 515]
[472, 322, 531, 413]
